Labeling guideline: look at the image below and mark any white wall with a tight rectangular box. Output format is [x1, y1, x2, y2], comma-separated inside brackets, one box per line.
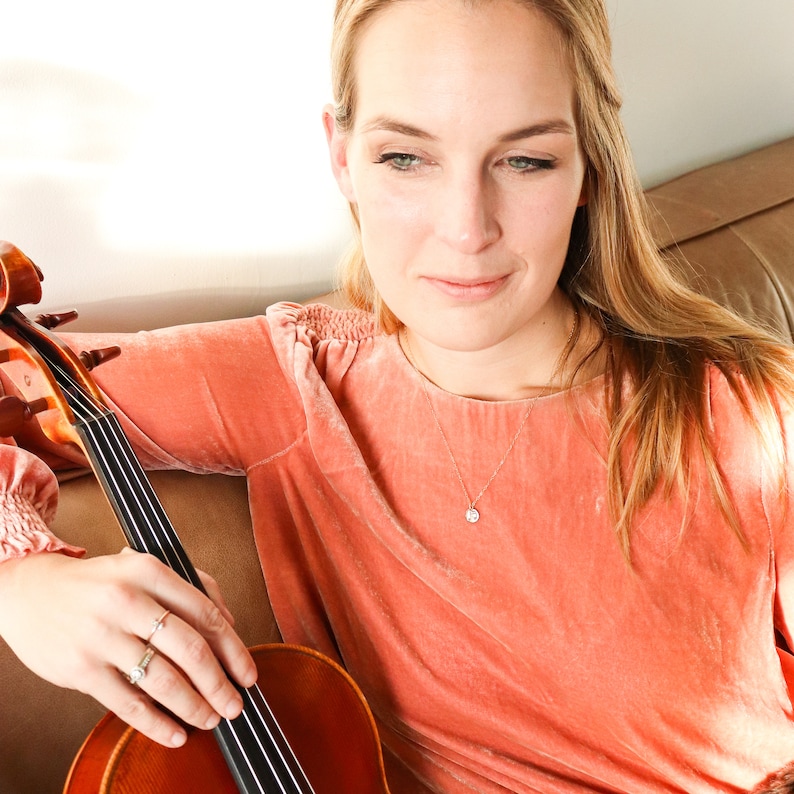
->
[609, 0, 794, 186]
[1, 1, 792, 330]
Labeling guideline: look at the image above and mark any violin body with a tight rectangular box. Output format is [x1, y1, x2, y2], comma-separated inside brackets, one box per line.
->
[65, 644, 390, 794]
[0, 242, 390, 794]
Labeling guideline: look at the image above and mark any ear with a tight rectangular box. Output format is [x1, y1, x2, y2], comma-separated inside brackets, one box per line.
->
[323, 104, 356, 204]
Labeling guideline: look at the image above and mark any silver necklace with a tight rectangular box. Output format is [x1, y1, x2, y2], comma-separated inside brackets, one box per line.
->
[402, 312, 577, 524]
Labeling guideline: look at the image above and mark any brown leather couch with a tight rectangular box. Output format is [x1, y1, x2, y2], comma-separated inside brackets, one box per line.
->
[1, 137, 793, 794]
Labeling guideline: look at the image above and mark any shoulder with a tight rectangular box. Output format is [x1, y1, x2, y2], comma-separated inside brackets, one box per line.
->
[264, 301, 389, 386]
[702, 363, 794, 493]
[705, 360, 794, 422]
[704, 363, 768, 431]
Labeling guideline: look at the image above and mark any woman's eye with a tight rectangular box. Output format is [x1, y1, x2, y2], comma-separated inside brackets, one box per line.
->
[377, 152, 421, 170]
[505, 156, 554, 172]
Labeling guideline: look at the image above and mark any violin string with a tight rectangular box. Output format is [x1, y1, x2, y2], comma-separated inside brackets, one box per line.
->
[45, 356, 314, 794]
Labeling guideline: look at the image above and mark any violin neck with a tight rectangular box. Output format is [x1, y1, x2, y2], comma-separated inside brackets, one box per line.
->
[33, 326, 318, 793]
[74, 412, 315, 794]
[74, 411, 204, 590]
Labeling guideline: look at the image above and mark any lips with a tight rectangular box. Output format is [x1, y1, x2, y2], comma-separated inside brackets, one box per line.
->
[422, 274, 510, 301]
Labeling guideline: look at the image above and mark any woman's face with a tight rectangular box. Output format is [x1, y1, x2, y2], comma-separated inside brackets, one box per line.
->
[326, 0, 587, 362]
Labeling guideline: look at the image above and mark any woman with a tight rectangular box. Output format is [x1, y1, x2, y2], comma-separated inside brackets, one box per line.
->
[1, 0, 794, 791]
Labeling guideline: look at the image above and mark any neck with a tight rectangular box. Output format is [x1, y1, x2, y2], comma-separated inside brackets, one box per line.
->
[400, 297, 583, 401]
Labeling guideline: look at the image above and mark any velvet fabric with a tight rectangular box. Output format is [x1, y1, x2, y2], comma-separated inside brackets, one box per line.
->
[2, 301, 794, 792]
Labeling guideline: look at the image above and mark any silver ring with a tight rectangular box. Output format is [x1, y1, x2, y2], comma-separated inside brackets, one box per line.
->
[127, 646, 156, 686]
[147, 609, 170, 643]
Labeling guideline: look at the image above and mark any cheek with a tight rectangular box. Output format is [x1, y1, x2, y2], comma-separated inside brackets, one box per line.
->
[355, 190, 427, 312]
[507, 184, 583, 255]
[357, 179, 430, 255]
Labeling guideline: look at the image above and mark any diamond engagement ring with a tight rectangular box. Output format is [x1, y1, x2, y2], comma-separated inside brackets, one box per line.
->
[127, 646, 156, 686]
[147, 609, 170, 643]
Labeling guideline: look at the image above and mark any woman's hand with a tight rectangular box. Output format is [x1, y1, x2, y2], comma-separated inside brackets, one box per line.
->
[0, 549, 258, 747]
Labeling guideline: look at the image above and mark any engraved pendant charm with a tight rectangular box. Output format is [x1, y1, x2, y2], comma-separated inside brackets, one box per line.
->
[465, 507, 480, 524]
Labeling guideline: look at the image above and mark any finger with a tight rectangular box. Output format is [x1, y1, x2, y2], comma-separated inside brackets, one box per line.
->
[196, 568, 235, 626]
[124, 555, 257, 690]
[92, 665, 190, 748]
[115, 640, 230, 732]
[133, 611, 246, 722]
[147, 589, 256, 694]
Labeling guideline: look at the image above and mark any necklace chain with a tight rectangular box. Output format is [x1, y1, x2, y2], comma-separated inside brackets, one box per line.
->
[402, 311, 577, 524]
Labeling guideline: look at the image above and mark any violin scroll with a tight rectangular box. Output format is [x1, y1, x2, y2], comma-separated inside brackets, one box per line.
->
[0, 241, 44, 313]
[0, 241, 107, 449]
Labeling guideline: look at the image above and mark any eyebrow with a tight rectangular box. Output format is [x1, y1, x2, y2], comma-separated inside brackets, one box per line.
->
[499, 120, 576, 142]
[360, 117, 438, 140]
[359, 116, 576, 141]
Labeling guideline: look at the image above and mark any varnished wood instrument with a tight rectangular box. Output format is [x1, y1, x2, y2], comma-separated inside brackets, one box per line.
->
[0, 241, 391, 794]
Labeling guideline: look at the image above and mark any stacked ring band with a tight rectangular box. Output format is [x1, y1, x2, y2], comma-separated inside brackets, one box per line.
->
[128, 646, 156, 685]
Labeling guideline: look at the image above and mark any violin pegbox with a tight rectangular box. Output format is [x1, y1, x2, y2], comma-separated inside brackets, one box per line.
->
[0, 241, 109, 449]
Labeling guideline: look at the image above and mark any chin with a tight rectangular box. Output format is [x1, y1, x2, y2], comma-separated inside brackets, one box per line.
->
[414, 318, 516, 353]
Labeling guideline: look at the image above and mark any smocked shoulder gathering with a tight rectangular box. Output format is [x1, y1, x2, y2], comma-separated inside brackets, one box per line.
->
[267, 302, 381, 344]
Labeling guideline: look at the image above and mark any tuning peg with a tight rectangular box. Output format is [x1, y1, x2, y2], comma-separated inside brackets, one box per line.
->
[35, 310, 79, 330]
[0, 395, 49, 437]
[79, 346, 121, 371]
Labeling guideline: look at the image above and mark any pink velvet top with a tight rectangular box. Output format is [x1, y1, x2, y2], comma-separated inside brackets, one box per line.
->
[3, 301, 794, 793]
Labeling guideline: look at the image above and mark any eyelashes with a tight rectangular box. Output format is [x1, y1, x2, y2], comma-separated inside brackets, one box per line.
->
[374, 151, 557, 174]
[374, 152, 422, 170]
[504, 156, 556, 172]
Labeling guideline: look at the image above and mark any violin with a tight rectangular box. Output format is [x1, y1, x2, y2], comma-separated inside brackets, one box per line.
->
[0, 242, 391, 794]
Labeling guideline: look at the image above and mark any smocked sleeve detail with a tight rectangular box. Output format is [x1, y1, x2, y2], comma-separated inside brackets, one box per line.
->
[0, 445, 83, 562]
[268, 302, 379, 343]
[301, 303, 379, 340]
[265, 302, 384, 391]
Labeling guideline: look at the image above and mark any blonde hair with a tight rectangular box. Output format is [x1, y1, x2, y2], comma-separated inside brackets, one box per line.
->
[330, 0, 794, 554]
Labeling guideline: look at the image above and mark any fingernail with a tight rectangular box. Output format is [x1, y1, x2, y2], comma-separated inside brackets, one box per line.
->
[224, 695, 243, 719]
[171, 730, 187, 747]
[204, 712, 221, 730]
[244, 665, 258, 687]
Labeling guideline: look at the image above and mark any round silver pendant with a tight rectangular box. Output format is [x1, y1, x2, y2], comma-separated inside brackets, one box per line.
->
[465, 507, 480, 524]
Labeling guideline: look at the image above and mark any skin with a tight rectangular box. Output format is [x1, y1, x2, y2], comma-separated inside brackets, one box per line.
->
[325, 0, 589, 400]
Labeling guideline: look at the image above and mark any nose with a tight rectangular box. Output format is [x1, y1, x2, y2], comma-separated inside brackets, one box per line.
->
[435, 170, 501, 254]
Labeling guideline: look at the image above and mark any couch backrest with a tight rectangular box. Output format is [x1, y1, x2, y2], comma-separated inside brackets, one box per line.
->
[645, 136, 794, 341]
